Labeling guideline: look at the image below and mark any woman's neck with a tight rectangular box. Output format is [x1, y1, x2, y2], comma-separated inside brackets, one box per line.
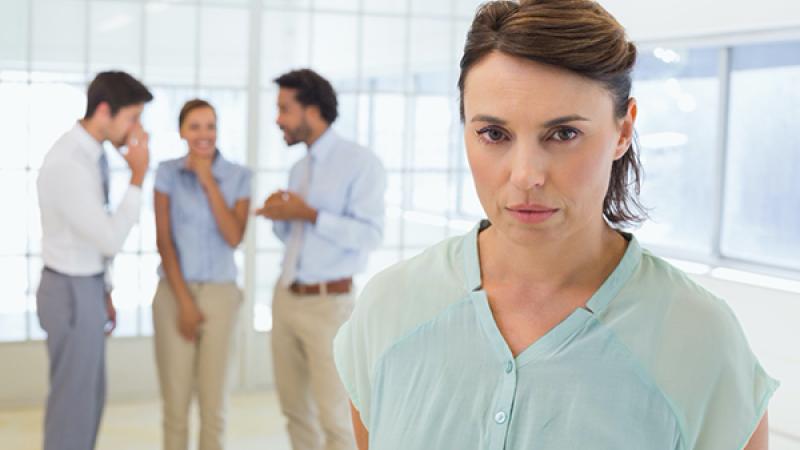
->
[478, 221, 627, 295]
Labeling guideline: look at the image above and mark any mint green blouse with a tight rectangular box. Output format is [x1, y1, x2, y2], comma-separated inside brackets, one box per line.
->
[334, 221, 778, 450]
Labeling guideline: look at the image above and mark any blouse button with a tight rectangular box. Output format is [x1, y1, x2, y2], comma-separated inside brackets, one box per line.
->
[494, 411, 507, 424]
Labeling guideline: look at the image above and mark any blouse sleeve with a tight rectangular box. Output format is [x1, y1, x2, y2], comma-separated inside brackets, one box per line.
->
[153, 161, 174, 195]
[662, 295, 779, 450]
[690, 301, 778, 449]
[333, 281, 378, 424]
[235, 166, 252, 200]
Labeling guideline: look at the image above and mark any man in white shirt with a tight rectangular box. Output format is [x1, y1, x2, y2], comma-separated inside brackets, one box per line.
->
[36, 71, 152, 450]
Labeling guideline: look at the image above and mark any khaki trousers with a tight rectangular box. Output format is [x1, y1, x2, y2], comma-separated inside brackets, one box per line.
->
[271, 284, 356, 450]
[153, 280, 242, 450]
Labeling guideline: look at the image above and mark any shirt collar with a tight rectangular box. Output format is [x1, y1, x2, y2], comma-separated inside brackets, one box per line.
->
[463, 219, 491, 292]
[307, 127, 338, 163]
[71, 122, 105, 162]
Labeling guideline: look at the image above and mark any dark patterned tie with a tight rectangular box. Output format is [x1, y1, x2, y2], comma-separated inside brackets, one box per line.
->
[98, 150, 112, 282]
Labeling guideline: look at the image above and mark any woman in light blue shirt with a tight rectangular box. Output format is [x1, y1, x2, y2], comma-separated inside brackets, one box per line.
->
[152, 99, 251, 450]
[333, 1, 777, 449]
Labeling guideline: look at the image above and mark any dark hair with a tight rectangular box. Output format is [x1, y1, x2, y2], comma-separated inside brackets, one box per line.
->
[178, 99, 216, 129]
[84, 71, 153, 119]
[274, 69, 338, 124]
[458, 0, 646, 227]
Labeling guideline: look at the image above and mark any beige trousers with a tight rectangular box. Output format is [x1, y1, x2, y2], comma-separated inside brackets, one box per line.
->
[153, 280, 242, 450]
[271, 284, 356, 450]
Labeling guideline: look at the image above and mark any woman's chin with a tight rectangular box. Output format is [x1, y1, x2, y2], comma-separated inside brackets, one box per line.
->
[190, 147, 215, 158]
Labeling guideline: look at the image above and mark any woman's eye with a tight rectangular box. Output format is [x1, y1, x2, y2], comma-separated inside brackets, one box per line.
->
[551, 128, 580, 142]
[477, 127, 507, 144]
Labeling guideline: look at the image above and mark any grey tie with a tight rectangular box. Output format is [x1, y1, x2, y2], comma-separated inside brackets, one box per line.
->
[99, 151, 109, 206]
[279, 155, 313, 287]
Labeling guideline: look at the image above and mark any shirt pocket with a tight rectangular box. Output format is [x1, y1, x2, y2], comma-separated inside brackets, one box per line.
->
[308, 174, 349, 214]
[172, 182, 215, 233]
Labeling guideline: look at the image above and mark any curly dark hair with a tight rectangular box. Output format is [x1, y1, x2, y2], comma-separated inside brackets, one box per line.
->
[274, 69, 339, 125]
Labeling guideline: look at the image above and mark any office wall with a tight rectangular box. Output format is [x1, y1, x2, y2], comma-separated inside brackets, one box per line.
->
[602, 0, 800, 41]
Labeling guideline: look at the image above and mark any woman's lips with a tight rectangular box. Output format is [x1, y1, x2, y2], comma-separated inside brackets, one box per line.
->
[505, 204, 559, 224]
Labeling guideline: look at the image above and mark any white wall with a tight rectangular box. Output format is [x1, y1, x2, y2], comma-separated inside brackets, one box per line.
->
[601, 0, 800, 42]
[0, 332, 275, 409]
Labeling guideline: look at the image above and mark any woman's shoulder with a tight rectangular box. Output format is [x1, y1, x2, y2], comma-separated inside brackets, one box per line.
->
[347, 233, 472, 345]
[361, 233, 469, 309]
[155, 156, 186, 173]
[226, 158, 252, 175]
[154, 157, 186, 192]
[606, 246, 777, 450]
[213, 154, 252, 179]
[606, 249, 748, 356]
[632, 251, 736, 327]
[609, 249, 760, 392]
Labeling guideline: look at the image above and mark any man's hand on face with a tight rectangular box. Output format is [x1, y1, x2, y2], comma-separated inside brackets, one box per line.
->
[123, 123, 149, 185]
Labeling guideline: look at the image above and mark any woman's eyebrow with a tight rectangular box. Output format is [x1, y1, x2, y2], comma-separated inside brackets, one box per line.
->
[470, 114, 507, 125]
[542, 114, 590, 127]
[469, 114, 590, 127]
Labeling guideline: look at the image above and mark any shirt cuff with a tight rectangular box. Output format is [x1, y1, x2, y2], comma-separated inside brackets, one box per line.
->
[104, 267, 113, 293]
[126, 183, 143, 197]
[120, 185, 143, 216]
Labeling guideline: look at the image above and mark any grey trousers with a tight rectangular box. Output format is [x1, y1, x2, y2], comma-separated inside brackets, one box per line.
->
[37, 267, 108, 450]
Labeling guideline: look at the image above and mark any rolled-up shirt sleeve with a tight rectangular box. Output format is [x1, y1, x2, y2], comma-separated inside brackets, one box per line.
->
[54, 159, 142, 257]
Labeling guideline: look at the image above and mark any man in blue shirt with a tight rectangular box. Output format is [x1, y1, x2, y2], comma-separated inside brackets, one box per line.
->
[256, 69, 386, 450]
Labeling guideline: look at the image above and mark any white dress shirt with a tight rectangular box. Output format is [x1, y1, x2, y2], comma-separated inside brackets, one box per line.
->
[38, 123, 141, 286]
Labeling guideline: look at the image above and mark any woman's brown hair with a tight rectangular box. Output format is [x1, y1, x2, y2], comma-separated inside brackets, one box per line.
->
[458, 0, 646, 227]
[178, 99, 216, 129]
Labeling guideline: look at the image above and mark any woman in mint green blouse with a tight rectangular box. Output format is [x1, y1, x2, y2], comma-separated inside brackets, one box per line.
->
[333, 1, 777, 449]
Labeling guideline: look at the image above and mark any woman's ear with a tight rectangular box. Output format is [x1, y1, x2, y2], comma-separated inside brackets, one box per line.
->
[614, 98, 637, 160]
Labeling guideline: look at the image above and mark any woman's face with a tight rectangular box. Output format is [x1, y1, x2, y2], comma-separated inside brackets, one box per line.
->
[180, 106, 217, 158]
[462, 51, 636, 245]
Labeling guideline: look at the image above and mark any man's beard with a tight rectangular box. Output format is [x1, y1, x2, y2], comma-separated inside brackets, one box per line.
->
[282, 118, 312, 146]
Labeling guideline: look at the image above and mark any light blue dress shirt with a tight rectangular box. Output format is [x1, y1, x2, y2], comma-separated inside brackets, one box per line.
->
[154, 151, 252, 283]
[334, 220, 778, 450]
[273, 128, 386, 284]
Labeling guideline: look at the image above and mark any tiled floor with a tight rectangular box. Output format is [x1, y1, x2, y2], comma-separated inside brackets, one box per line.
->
[1, 389, 798, 449]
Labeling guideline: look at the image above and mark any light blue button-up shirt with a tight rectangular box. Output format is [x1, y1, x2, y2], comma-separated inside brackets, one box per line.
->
[273, 128, 386, 284]
[334, 220, 778, 450]
[154, 151, 252, 283]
